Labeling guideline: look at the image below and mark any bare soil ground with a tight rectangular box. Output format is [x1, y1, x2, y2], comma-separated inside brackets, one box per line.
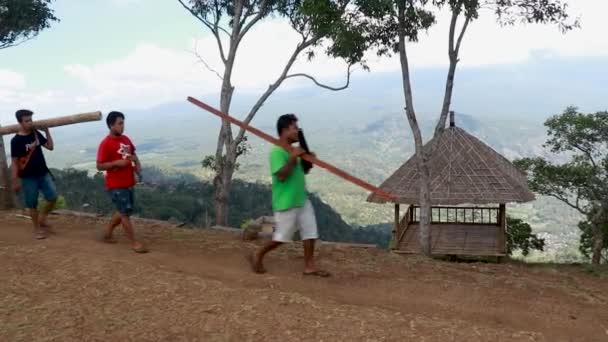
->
[1, 210, 608, 342]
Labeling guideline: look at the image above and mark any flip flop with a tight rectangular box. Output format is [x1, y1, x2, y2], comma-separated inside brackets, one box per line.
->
[102, 236, 118, 244]
[246, 253, 266, 274]
[35, 230, 47, 240]
[132, 245, 149, 254]
[97, 229, 118, 244]
[39, 223, 56, 235]
[303, 270, 331, 278]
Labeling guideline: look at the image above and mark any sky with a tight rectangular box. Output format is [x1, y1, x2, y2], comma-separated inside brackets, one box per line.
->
[0, 0, 606, 123]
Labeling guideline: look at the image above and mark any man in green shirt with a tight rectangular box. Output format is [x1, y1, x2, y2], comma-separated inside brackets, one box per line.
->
[249, 114, 330, 277]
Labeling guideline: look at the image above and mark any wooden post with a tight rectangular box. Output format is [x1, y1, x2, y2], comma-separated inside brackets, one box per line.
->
[498, 204, 507, 254]
[393, 203, 400, 250]
[0, 127, 15, 209]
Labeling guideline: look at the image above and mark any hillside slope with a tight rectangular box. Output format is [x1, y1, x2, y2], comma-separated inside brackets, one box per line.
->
[1, 211, 607, 341]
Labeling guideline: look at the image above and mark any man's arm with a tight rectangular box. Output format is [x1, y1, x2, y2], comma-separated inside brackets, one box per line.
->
[130, 153, 141, 175]
[96, 159, 129, 171]
[96, 140, 129, 171]
[10, 157, 20, 192]
[275, 148, 305, 182]
[41, 128, 53, 150]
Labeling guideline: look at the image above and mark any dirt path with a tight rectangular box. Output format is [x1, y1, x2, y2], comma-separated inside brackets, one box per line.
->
[1, 211, 607, 341]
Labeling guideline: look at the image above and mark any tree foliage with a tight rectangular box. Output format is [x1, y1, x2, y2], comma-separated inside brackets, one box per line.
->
[506, 217, 545, 256]
[515, 107, 608, 264]
[0, 0, 58, 49]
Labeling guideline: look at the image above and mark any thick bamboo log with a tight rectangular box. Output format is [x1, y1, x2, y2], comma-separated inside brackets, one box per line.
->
[0, 111, 102, 135]
[187, 96, 393, 201]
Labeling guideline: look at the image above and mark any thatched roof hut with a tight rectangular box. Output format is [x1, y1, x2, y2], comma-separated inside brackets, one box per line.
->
[368, 113, 535, 257]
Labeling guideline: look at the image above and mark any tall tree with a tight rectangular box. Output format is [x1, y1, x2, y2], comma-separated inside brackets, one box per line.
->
[359, 0, 436, 254]
[178, 0, 374, 225]
[432, 0, 578, 138]
[0, 0, 58, 209]
[0, 0, 58, 49]
[361, 0, 576, 256]
[515, 107, 608, 265]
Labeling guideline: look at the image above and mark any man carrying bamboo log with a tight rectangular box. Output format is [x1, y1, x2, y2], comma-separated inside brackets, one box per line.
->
[10, 109, 58, 239]
[248, 114, 330, 277]
[96, 111, 147, 253]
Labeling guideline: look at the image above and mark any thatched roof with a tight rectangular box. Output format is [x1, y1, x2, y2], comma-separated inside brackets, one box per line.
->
[367, 125, 535, 205]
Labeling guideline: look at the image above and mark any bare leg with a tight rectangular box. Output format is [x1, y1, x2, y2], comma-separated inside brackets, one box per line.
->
[120, 215, 147, 252]
[250, 241, 282, 273]
[38, 199, 56, 233]
[107, 212, 122, 235]
[303, 239, 317, 273]
[30, 208, 45, 239]
[302, 239, 330, 277]
[102, 212, 122, 243]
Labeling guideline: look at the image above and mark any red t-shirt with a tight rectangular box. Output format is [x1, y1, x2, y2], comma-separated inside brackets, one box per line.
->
[96, 135, 136, 190]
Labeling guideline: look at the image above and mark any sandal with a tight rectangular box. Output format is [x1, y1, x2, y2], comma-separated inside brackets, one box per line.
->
[132, 244, 149, 254]
[35, 229, 47, 240]
[39, 223, 55, 235]
[97, 229, 117, 244]
[303, 270, 331, 278]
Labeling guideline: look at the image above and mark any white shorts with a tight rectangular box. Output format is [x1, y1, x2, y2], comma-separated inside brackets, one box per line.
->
[273, 200, 319, 242]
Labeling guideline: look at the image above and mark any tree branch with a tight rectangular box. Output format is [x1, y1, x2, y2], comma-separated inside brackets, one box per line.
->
[454, 16, 471, 56]
[0, 35, 35, 50]
[177, 0, 229, 64]
[572, 143, 599, 169]
[233, 37, 319, 145]
[448, 7, 458, 57]
[191, 42, 224, 81]
[548, 193, 588, 216]
[238, 0, 270, 44]
[285, 65, 353, 91]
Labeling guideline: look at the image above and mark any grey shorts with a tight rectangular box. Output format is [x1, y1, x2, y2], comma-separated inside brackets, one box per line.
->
[273, 200, 319, 242]
[109, 188, 134, 216]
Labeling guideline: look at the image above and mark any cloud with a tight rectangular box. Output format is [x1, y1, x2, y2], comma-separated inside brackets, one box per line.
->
[0, 69, 26, 89]
[3, 0, 606, 117]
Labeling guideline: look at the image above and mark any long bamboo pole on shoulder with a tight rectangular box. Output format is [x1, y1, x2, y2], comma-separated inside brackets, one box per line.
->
[187, 96, 393, 201]
[0, 111, 102, 136]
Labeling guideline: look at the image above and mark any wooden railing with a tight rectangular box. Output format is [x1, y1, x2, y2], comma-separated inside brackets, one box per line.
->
[410, 206, 500, 226]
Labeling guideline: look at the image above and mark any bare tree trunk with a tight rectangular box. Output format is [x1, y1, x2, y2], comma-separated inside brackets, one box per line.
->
[211, 0, 244, 226]
[434, 8, 470, 138]
[591, 207, 606, 265]
[213, 76, 235, 226]
[0, 132, 15, 210]
[398, 7, 432, 256]
[591, 222, 604, 265]
[434, 59, 457, 137]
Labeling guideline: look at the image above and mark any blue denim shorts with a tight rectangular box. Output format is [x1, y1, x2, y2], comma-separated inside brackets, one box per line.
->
[109, 188, 135, 216]
[21, 173, 58, 209]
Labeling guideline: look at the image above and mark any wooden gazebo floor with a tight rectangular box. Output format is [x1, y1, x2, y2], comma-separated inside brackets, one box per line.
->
[397, 223, 505, 256]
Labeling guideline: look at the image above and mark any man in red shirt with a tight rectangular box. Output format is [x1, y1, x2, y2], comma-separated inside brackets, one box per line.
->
[96, 111, 147, 253]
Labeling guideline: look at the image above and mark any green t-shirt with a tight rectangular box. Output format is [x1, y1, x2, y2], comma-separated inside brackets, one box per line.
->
[270, 146, 307, 211]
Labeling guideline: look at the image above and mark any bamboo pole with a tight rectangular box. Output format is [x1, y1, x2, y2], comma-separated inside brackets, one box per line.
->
[187, 96, 393, 200]
[0, 111, 102, 136]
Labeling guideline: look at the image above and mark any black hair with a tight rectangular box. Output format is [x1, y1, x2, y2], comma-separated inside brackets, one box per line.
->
[16, 109, 33, 123]
[106, 111, 125, 128]
[276, 113, 298, 136]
